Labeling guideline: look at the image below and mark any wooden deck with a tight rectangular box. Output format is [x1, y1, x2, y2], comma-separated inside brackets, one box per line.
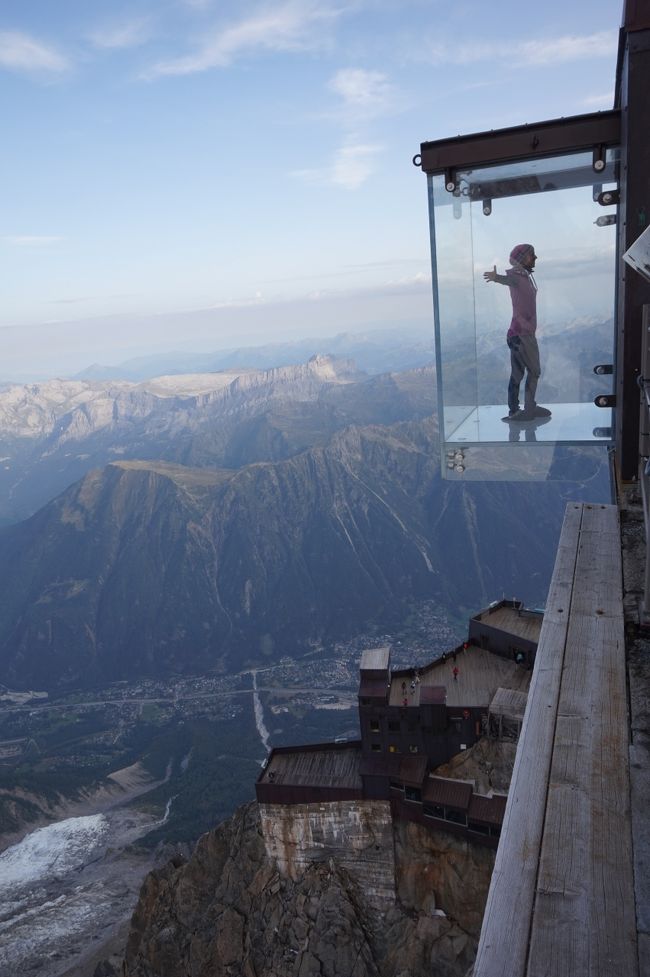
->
[474, 503, 638, 977]
[260, 745, 362, 790]
[474, 605, 543, 643]
[488, 687, 528, 722]
[388, 647, 530, 709]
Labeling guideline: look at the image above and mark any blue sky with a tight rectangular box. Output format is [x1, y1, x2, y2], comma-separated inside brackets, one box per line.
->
[1, 0, 621, 378]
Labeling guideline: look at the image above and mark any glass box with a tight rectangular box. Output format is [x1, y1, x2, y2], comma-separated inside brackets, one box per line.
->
[426, 147, 618, 480]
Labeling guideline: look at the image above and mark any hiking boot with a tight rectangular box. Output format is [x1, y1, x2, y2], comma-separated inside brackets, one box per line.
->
[503, 409, 535, 422]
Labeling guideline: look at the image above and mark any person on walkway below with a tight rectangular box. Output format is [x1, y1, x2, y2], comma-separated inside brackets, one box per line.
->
[483, 243, 551, 422]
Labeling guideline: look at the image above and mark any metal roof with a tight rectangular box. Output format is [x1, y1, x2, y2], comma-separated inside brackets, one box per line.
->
[468, 793, 508, 826]
[423, 776, 473, 810]
[360, 647, 390, 672]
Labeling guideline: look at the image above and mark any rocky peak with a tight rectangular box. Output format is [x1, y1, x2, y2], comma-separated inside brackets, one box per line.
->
[122, 801, 485, 977]
[306, 353, 360, 381]
[0, 355, 362, 443]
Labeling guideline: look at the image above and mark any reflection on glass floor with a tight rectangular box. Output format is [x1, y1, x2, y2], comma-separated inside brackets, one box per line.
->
[444, 402, 612, 446]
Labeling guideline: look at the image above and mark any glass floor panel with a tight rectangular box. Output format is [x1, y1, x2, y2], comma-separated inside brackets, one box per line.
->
[445, 402, 612, 446]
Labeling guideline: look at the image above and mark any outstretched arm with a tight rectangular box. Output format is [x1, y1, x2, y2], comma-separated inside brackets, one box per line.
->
[483, 265, 512, 286]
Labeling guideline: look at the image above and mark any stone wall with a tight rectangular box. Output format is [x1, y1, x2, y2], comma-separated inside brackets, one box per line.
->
[259, 799, 396, 908]
[394, 818, 495, 937]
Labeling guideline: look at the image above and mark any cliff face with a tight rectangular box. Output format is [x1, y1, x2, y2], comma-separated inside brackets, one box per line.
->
[394, 819, 494, 938]
[259, 800, 397, 909]
[123, 801, 492, 977]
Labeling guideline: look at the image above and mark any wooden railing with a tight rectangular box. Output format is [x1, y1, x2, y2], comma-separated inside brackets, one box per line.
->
[473, 502, 637, 977]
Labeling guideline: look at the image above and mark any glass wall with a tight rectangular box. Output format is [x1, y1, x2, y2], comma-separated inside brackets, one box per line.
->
[428, 149, 617, 479]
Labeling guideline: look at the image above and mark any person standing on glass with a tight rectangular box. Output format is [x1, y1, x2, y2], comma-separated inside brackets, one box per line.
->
[483, 243, 551, 422]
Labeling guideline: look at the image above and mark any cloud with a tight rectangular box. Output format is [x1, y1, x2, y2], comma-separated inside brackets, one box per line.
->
[0, 31, 69, 74]
[582, 91, 614, 109]
[293, 141, 383, 190]
[427, 30, 617, 68]
[88, 18, 152, 50]
[3, 235, 65, 247]
[520, 32, 617, 66]
[143, 0, 343, 78]
[51, 296, 92, 305]
[328, 67, 394, 119]
[331, 143, 383, 188]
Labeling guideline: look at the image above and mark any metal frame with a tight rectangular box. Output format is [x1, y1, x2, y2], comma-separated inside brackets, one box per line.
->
[638, 304, 650, 623]
[416, 110, 620, 177]
[615, 24, 650, 480]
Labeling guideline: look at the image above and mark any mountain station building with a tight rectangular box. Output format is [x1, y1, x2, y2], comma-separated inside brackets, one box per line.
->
[256, 599, 541, 848]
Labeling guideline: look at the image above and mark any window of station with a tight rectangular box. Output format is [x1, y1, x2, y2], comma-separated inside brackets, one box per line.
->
[405, 786, 422, 803]
[426, 145, 618, 480]
[409, 744, 419, 754]
[370, 720, 380, 733]
[388, 744, 401, 754]
[445, 808, 468, 826]
[468, 821, 490, 836]
[371, 743, 381, 752]
[388, 721, 400, 732]
[424, 803, 445, 820]
[424, 803, 468, 825]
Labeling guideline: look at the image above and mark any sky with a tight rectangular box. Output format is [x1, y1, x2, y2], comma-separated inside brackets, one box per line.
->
[1, 0, 622, 379]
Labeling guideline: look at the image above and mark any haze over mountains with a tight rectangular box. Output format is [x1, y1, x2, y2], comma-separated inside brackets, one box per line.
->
[73, 326, 436, 383]
[0, 355, 434, 527]
[0, 348, 608, 692]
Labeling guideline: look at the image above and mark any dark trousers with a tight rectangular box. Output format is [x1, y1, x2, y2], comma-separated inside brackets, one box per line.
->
[507, 334, 541, 413]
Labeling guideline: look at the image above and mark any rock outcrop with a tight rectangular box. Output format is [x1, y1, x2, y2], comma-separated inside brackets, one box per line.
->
[123, 801, 490, 977]
[259, 800, 397, 909]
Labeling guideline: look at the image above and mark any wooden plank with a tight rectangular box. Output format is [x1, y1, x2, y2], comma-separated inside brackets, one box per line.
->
[473, 503, 584, 977]
[475, 502, 638, 977]
[392, 647, 530, 709]
[489, 687, 528, 722]
[527, 504, 637, 976]
[479, 607, 543, 643]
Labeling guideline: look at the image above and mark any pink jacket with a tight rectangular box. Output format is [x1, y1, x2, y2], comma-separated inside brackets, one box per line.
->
[505, 263, 538, 338]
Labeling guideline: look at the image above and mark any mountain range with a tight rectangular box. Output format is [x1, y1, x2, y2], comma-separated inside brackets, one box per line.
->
[0, 423, 603, 691]
[0, 355, 432, 526]
[0, 352, 609, 691]
[72, 326, 436, 382]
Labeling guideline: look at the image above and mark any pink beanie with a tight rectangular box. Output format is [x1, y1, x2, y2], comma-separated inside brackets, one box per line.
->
[509, 243, 534, 265]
